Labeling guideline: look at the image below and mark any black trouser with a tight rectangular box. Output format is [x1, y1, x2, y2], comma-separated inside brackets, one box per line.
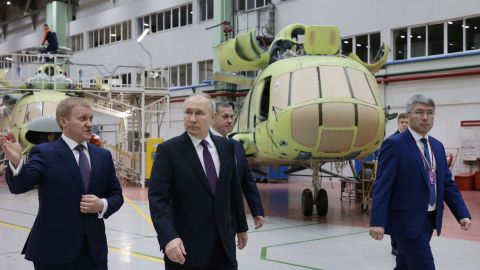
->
[33, 238, 107, 270]
[165, 238, 237, 270]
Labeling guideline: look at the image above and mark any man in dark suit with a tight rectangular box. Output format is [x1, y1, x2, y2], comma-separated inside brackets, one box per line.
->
[0, 97, 124, 270]
[369, 94, 471, 269]
[389, 112, 409, 256]
[148, 93, 248, 270]
[211, 101, 265, 229]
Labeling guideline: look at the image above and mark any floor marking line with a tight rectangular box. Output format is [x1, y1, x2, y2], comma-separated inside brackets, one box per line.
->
[123, 195, 153, 226]
[0, 219, 163, 264]
[260, 230, 368, 270]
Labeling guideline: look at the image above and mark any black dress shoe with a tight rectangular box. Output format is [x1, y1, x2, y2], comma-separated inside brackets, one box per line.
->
[391, 248, 399, 256]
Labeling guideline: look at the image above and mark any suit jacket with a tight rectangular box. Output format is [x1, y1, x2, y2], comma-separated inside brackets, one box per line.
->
[232, 138, 264, 218]
[5, 138, 123, 264]
[148, 132, 248, 267]
[370, 129, 470, 239]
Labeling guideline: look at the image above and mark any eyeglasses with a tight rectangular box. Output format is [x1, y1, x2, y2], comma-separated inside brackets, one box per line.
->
[410, 110, 435, 117]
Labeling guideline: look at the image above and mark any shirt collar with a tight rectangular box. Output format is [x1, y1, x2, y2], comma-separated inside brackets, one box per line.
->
[187, 132, 215, 148]
[210, 128, 226, 138]
[62, 134, 88, 151]
[408, 127, 429, 143]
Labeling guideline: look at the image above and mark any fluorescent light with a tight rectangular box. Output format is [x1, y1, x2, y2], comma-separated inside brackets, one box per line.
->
[447, 21, 453, 25]
[5, 57, 13, 61]
[143, 23, 149, 27]
[6, 1, 11, 5]
[417, 35, 422, 39]
[190, 11, 193, 14]
[111, 34, 117, 37]
[356, 44, 361, 47]
[137, 28, 150, 43]
[400, 35, 405, 39]
[343, 40, 349, 44]
[464, 25, 470, 29]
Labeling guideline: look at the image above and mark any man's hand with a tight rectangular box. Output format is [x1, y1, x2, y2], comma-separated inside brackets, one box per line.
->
[236, 232, 248, 249]
[80, 195, 104, 213]
[459, 218, 472, 231]
[369, 226, 385, 240]
[165, 238, 186, 264]
[254, 216, 264, 229]
[0, 133, 22, 167]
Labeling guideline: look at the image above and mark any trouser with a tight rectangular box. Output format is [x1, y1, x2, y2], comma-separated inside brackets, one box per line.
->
[393, 211, 436, 270]
[33, 238, 107, 270]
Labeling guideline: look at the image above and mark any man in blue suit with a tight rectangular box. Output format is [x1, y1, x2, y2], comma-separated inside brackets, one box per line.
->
[369, 94, 471, 269]
[211, 101, 265, 229]
[0, 97, 123, 270]
[148, 93, 248, 269]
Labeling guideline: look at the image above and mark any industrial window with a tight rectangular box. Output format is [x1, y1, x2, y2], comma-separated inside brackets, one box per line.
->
[0, 55, 12, 69]
[137, 3, 192, 37]
[411, 26, 426, 57]
[88, 20, 131, 49]
[428, 23, 444, 55]
[69, 33, 84, 52]
[198, 59, 213, 83]
[341, 32, 381, 63]
[199, 0, 214, 21]
[466, 16, 480, 50]
[238, 0, 271, 11]
[448, 20, 463, 53]
[393, 28, 407, 60]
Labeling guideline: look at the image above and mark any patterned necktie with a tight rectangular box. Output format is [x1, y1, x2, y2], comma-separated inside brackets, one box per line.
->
[420, 138, 435, 205]
[75, 144, 91, 192]
[200, 140, 217, 193]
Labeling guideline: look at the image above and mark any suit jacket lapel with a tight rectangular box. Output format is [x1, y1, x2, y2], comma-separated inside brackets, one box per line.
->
[54, 138, 85, 194]
[405, 130, 429, 187]
[180, 132, 214, 196]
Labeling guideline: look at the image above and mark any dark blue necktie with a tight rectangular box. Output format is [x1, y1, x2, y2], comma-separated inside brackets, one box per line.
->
[75, 144, 91, 192]
[420, 138, 435, 205]
[200, 140, 217, 193]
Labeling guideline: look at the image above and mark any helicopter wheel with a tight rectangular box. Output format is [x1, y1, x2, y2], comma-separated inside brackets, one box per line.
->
[301, 189, 313, 217]
[316, 189, 328, 216]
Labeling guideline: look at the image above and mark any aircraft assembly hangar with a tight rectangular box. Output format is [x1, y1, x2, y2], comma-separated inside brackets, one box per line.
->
[0, 1, 479, 269]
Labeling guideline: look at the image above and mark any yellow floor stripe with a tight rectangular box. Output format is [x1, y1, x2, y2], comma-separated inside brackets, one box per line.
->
[0, 220, 163, 264]
[0, 220, 30, 232]
[123, 195, 153, 226]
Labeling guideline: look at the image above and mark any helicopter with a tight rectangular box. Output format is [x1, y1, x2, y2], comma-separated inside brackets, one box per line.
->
[215, 23, 394, 217]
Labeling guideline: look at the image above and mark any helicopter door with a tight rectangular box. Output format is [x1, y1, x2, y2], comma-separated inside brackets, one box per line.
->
[252, 76, 272, 158]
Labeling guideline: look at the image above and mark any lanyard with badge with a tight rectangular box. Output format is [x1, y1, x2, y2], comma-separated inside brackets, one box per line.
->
[419, 140, 436, 185]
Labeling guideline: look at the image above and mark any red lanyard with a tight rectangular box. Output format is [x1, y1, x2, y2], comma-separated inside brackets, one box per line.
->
[418, 140, 436, 185]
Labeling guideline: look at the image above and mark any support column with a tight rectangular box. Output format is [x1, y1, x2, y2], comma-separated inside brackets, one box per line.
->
[46, 1, 73, 47]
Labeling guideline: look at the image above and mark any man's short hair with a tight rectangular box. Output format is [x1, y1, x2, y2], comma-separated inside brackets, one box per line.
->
[56, 97, 92, 130]
[215, 101, 235, 113]
[397, 113, 408, 121]
[43, 24, 49, 27]
[406, 94, 435, 112]
[185, 92, 215, 113]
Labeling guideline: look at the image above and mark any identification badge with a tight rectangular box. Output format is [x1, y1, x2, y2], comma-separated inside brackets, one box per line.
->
[429, 170, 436, 185]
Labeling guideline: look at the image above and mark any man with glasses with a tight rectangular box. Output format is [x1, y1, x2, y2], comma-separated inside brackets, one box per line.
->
[369, 94, 471, 269]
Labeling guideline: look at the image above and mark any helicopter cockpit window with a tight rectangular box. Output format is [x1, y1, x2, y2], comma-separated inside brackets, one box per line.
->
[25, 102, 43, 123]
[270, 73, 289, 114]
[259, 77, 271, 121]
[346, 68, 377, 105]
[43, 101, 58, 117]
[291, 67, 320, 105]
[319, 66, 351, 98]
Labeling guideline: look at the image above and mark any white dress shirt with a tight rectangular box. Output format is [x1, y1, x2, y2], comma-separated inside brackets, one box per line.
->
[408, 127, 437, 211]
[187, 133, 220, 178]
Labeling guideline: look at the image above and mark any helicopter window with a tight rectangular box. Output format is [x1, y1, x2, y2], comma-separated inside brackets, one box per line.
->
[25, 102, 43, 123]
[366, 75, 380, 104]
[270, 73, 289, 111]
[11, 104, 27, 126]
[291, 67, 320, 105]
[43, 101, 58, 117]
[346, 68, 376, 105]
[355, 105, 379, 147]
[319, 66, 351, 98]
[259, 77, 271, 121]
